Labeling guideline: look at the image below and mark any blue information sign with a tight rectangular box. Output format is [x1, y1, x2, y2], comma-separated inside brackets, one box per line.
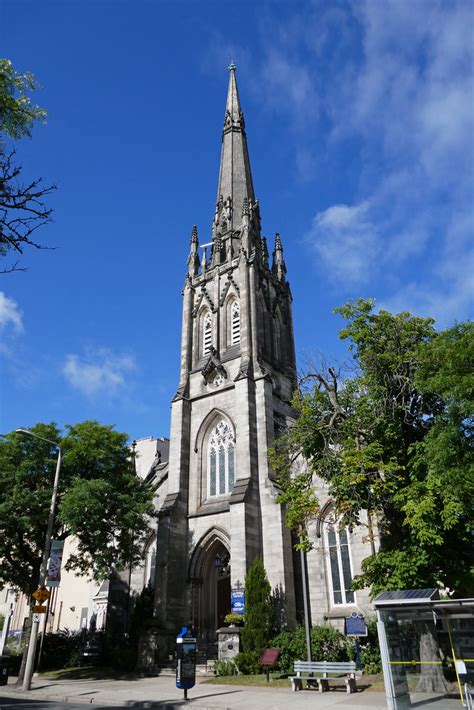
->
[231, 590, 245, 615]
[344, 613, 367, 637]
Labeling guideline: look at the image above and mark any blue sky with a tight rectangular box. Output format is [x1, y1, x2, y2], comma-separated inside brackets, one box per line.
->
[1, 0, 473, 442]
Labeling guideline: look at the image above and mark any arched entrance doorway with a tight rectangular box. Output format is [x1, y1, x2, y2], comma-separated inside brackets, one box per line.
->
[189, 529, 231, 642]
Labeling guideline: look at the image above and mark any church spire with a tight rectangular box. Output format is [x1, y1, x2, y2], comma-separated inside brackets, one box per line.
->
[215, 64, 255, 234]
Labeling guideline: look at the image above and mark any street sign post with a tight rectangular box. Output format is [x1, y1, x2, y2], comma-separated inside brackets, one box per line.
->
[32, 605, 47, 614]
[260, 648, 280, 682]
[32, 587, 50, 604]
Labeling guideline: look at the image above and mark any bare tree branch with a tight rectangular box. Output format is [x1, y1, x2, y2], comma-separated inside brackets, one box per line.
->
[0, 147, 56, 273]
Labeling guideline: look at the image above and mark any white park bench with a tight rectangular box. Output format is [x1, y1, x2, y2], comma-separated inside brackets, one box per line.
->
[290, 660, 357, 693]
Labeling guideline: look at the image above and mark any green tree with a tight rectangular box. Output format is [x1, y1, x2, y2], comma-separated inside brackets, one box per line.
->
[0, 59, 46, 139]
[0, 58, 55, 272]
[0, 420, 156, 596]
[241, 556, 272, 656]
[271, 299, 473, 596]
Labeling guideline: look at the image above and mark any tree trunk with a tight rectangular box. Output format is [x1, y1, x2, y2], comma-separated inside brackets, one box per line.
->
[415, 621, 449, 693]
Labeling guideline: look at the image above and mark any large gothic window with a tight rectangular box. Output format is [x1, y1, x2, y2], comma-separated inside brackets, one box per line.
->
[144, 535, 157, 589]
[207, 420, 235, 497]
[202, 311, 212, 356]
[230, 300, 240, 345]
[324, 519, 355, 606]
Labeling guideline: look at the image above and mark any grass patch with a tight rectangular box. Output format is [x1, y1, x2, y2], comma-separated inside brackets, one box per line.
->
[40, 666, 140, 681]
[204, 674, 295, 688]
[204, 672, 386, 691]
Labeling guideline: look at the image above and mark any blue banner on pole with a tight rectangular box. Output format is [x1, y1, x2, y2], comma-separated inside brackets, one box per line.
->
[231, 590, 245, 615]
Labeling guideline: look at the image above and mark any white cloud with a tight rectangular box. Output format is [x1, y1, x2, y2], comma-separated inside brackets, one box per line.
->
[0, 291, 23, 333]
[201, 2, 474, 323]
[306, 202, 379, 285]
[62, 348, 136, 397]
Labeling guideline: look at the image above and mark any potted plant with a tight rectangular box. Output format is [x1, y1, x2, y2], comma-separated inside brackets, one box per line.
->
[224, 613, 244, 627]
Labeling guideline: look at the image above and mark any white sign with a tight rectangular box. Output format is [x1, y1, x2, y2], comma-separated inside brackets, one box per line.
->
[33, 613, 41, 623]
[455, 660, 467, 675]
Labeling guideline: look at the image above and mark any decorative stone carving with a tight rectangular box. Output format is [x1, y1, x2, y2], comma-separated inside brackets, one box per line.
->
[201, 347, 227, 385]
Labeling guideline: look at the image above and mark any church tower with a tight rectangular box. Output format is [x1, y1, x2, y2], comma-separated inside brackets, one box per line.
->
[154, 65, 297, 639]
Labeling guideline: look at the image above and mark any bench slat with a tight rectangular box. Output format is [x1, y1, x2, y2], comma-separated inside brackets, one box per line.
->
[294, 662, 356, 670]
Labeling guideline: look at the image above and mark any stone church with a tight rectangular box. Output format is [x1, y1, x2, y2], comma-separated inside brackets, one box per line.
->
[115, 66, 373, 655]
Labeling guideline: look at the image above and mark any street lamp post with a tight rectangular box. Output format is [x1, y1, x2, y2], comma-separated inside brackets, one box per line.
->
[15, 428, 62, 692]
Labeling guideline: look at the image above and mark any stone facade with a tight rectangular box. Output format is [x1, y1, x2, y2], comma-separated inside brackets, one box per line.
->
[127, 67, 375, 656]
[153, 65, 297, 644]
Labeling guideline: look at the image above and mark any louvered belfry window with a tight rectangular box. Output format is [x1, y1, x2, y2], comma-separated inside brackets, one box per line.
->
[231, 300, 240, 345]
[208, 420, 235, 497]
[203, 311, 212, 356]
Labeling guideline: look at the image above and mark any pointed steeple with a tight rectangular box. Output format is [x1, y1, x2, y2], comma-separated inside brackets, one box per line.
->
[187, 225, 200, 276]
[215, 64, 255, 234]
[272, 233, 287, 281]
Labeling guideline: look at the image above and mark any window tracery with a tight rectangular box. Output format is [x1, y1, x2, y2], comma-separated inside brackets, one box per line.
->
[207, 420, 235, 497]
[324, 515, 355, 606]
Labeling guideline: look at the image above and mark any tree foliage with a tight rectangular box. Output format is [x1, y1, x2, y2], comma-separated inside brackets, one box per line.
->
[271, 299, 473, 596]
[0, 420, 156, 595]
[241, 556, 272, 655]
[0, 58, 55, 273]
[0, 59, 46, 139]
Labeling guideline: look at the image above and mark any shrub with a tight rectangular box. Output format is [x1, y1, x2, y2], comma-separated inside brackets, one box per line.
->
[40, 629, 85, 670]
[234, 651, 262, 675]
[215, 659, 237, 676]
[5, 643, 25, 674]
[223, 613, 244, 627]
[273, 624, 350, 673]
[241, 557, 272, 655]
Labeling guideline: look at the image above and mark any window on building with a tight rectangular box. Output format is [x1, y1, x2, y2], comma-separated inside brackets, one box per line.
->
[145, 536, 157, 588]
[325, 520, 355, 606]
[208, 420, 235, 497]
[203, 311, 212, 356]
[230, 300, 240, 345]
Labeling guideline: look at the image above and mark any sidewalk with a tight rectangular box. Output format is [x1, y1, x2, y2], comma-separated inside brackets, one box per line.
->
[2, 675, 388, 709]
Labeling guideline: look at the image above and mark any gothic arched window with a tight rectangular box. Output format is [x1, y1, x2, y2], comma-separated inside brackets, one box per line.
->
[324, 518, 355, 606]
[207, 420, 235, 498]
[202, 311, 212, 356]
[144, 535, 157, 588]
[230, 300, 240, 346]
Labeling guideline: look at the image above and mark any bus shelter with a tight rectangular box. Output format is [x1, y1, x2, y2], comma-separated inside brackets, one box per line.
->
[375, 589, 474, 709]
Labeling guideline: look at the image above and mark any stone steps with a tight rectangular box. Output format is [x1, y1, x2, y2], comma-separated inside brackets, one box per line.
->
[144, 661, 215, 677]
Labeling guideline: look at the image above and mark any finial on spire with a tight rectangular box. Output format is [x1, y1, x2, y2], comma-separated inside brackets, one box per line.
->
[272, 232, 287, 281]
[187, 225, 200, 276]
[261, 236, 269, 268]
[229, 61, 236, 71]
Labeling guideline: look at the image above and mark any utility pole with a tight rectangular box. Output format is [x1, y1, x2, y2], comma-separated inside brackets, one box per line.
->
[15, 429, 62, 692]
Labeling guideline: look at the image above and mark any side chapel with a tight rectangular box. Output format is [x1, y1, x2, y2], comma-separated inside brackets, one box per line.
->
[121, 65, 373, 653]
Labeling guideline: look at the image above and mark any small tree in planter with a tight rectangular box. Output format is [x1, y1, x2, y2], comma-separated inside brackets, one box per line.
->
[241, 557, 272, 656]
[224, 613, 244, 627]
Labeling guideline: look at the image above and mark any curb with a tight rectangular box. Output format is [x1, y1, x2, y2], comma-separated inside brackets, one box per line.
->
[1, 688, 227, 708]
